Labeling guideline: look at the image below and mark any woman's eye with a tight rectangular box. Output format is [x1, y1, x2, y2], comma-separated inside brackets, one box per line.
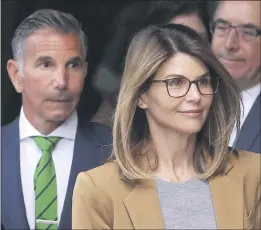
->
[199, 77, 211, 85]
[168, 78, 186, 87]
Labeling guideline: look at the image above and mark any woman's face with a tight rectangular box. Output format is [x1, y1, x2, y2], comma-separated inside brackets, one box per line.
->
[139, 52, 213, 135]
[170, 13, 208, 40]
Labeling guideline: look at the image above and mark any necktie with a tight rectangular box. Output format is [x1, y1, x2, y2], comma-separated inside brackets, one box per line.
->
[32, 136, 61, 230]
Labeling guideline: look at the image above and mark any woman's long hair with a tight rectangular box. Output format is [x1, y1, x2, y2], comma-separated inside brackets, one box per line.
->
[111, 24, 241, 180]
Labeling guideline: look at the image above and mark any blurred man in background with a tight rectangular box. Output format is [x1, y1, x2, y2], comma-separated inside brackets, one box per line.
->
[210, 1, 260, 153]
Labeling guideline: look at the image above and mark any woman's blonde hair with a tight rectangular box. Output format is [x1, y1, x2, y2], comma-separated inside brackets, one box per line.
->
[111, 24, 241, 180]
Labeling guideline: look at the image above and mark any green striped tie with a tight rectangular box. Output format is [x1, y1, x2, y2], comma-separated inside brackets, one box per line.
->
[32, 136, 61, 230]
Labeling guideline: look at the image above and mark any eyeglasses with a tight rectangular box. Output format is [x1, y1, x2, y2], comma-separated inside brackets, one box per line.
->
[211, 20, 261, 42]
[150, 73, 219, 98]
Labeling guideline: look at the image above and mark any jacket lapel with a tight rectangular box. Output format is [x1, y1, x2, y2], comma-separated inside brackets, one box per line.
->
[122, 174, 244, 230]
[59, 126, 110, 229]
[122, 155, 164, 229]
[123, 179, 165, 229]
[59, 129, 88, 229]
[235, 93, 260, 151]
[209, 162, 243, 229]
[2, 118, 30, 229]
[122, 155, 244, 230]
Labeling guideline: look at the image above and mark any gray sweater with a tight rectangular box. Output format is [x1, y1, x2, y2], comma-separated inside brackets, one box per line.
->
[155, 177, 217, 229]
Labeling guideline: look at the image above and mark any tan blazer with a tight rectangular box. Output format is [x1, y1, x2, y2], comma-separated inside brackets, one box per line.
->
[72, 150, 260, 229]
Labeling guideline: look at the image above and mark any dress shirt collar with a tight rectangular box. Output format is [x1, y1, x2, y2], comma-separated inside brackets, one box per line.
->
[241, 83, 261, 104]
[19, 107, 78, 141]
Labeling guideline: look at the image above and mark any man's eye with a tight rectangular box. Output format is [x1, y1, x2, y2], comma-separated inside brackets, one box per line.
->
[216, 24, 228, 30]
[39, 61, 52, 68]
[242, 28, 256, 36]
[68, 62, 82, 68]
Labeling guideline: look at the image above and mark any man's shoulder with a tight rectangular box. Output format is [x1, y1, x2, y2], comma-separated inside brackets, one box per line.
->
[2, 117, 19, 132]
[77, 121, 112, 145]
[2, 117, 19, 147]
[79, 121, 111, 133]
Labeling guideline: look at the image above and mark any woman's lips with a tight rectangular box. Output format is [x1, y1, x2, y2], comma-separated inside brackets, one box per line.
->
[178, 110, 203, 118]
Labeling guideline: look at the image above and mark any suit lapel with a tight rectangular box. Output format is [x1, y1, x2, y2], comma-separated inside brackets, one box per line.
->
[235, 93, 260, 151]
[209, 167, 243, 229]
[59, 127, 108, 229]
[123, 179, 165, 229]
[2, 118, 30, 229]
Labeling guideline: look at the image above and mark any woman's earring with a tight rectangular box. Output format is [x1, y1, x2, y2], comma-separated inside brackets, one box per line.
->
[139, 102, 143, 107]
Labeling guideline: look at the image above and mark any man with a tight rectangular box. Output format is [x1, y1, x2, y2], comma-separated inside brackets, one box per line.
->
[2, 9, 112, 229]
[210, 1, 261, 153]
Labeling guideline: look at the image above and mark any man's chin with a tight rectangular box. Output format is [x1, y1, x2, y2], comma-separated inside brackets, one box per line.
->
[46, 110, 74, 122]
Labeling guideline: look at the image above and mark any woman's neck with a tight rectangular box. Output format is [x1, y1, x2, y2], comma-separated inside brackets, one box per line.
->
[149, 128, 198, 182]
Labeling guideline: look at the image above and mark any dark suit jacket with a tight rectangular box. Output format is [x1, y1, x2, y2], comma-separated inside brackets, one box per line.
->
[1, 117, 112, 230]
[235, 93, 260, 153]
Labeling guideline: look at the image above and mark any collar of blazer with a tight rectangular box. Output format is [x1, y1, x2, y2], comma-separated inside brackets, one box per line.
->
[119, 152, 245, 230]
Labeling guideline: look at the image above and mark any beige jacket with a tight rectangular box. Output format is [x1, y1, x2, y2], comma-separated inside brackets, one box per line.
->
[72, 150, 260, 229]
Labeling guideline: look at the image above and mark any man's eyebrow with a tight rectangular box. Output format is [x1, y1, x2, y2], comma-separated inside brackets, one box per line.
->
[214, 18, 230, 24]
[241, 23, 261, 31]
[35, 56, 53, 63]
[215, 18, 261, 30]
[66, 56, 83, 64]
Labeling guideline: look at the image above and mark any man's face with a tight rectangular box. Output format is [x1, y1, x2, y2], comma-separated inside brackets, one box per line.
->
[9, 29, 86, 123]
[211, 1, 261, 90]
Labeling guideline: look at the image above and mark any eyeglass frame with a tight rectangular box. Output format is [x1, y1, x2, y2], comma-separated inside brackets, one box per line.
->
[149, 73, 219, 98]
[210, 19, 261, 41]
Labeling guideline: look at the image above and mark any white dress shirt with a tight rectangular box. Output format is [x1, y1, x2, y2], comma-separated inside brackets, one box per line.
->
[19, 108, 78, 229]
[229, 83, 261, 147]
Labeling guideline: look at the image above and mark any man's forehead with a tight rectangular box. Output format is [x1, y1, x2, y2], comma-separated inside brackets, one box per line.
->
[23, 30, 83, 59]
[27, 30, 80, 48]
[214, 1, 261, 26]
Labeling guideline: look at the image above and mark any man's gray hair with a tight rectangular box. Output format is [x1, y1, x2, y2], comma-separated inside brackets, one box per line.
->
[11, 9, 88, 66]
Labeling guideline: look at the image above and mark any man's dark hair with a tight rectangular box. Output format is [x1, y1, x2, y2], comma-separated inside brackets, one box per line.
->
[105, 0, 210, 75]
[207, 1, 220, 23]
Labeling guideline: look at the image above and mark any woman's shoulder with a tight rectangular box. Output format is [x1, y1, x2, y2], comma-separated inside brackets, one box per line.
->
[228, 150, 260, 182]
[76, 161, 132, 194]
[229, 150, 260, 169]
[86, 161, 122, 181]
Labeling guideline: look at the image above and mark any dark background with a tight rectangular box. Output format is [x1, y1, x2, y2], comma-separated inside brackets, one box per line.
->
[1, 0, 130, 125]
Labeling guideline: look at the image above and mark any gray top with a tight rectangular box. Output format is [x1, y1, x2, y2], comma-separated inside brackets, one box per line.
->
[155, 177, 217, 229]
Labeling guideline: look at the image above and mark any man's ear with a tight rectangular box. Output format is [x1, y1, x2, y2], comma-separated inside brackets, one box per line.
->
[7, 59, 23, 93]
[137, 92, 148, 109]
[84, 61, 88, 77]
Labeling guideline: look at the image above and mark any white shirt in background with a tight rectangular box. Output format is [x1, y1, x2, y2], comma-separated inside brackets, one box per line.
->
[229, 83, 261, 147]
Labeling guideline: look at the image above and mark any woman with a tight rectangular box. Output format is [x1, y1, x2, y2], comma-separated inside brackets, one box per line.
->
[73, 24, 260, 229]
